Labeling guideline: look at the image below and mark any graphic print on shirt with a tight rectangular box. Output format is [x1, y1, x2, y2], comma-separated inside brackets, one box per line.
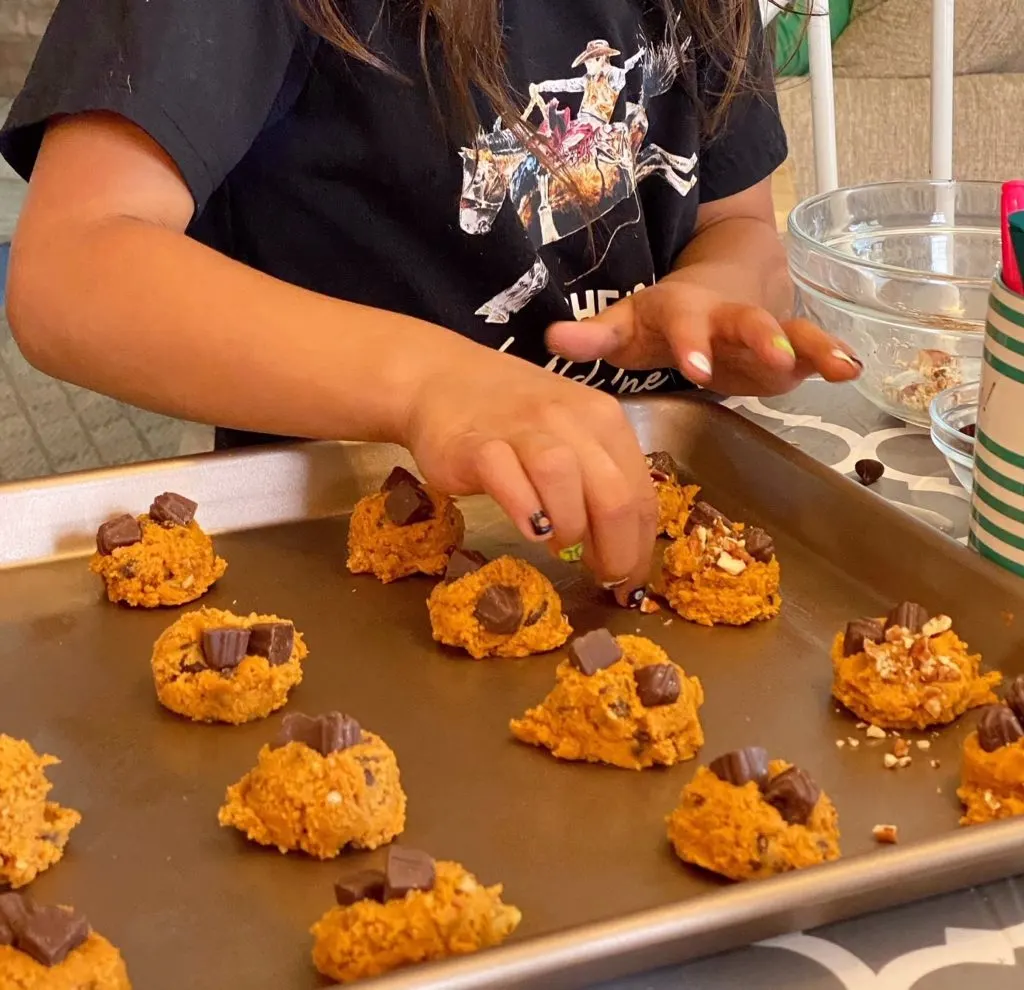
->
[459, 31, 697, 325]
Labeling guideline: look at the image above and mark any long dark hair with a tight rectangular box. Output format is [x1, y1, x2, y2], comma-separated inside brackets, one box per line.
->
[291, 0, 761, 141]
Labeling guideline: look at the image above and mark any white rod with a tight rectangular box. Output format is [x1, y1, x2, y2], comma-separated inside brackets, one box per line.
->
[930, 0, 955, 180]
[808, 0, 839, 193]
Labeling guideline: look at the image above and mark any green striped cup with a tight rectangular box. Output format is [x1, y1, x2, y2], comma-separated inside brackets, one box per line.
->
[970, 275, 1024, 576]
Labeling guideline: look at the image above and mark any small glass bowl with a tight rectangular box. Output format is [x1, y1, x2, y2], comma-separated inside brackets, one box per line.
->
[788, 180, 998, 427]
[929, 381, 978, 491]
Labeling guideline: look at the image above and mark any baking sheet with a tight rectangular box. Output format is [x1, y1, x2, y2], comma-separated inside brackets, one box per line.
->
[2, 394, 1024, 990]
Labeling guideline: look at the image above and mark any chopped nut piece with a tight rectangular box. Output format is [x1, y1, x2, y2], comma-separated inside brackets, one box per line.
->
[847, 738, 860, 748]
[930, 759, 941, 769]
[892, 739, 910, 758]
[716, 551, 746, 576]
[639, 596, 661, 614]
[872, 824, 899, 844]
[855, 722, 868, 730]
[983, 790, 1002, 811]
[922, 614, 953, 637]
[835, 739, 846, 748]
[865, 725, 887, 739]
[916, 740, 931, 750]
[883, 754, 898, 769]
[923, 697, 943, 719]
[897, 756, 913, 768]
[326, 791, 343, 806]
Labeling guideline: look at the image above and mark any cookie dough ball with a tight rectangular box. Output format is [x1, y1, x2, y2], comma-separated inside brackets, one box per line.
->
[89, 492, 227, 607]
[661, 501, 781, 626]
[510, 630, 704, 769]
[151, 608, 308, 725]
[0, 736, 81, 890]
[831, 602, 1000, 730]
[311, 848, 521, 984]
[0, 894, 131, 989]
[347, 467, 465, 583]
[646, 452, 701, 539]
[666, 748, 841, 881]
[958, 686, 1024, 825]
[427, 552, 572, 659]
[218, 713, 406, 858]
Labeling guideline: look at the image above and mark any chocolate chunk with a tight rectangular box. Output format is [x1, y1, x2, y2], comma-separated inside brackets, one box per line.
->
[977, 705, 1024, 753]
[363, 767, 375, 786]
[473, 585, 523, 635]
[567, 629, 623, 676]
[646, 451, 678, 484]
[335, 868, 386, 907]
[523, 600, 548, 627]
[15, 905, 89, 967]
[96, 514, 142, 555]
[444, 548, 488, 583]
[275, 712, 362, 756]
[855, 459, 884, 486]
[384, 482, 435, 526]
[684, 501, 730, 535]
[383, 847, 436, 901]
[708, 747, 770, 788]
[633, 664, 681, 707]
[1005, 675, 1024, 724]
[0, 920, 12, 947]
[149, 492, 197, 526]
[843, 617, 885, 657]
[960, 423, 977, 438]
[247, 622, 294, 666]
[885, 602, 930, 634]
[201, 627, 251, 671]
[744, 527, 775, 564]
[382, 466, 421, 492]
[763, 767, 821, 826]
[0, 892, 30, 932]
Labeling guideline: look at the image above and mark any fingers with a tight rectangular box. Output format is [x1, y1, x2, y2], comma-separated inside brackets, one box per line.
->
[474, 439, 555, 544]
[780, 317, 862, 382]
[513, 434, 588, 550]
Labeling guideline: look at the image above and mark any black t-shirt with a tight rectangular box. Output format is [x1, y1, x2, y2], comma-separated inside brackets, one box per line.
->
[0, 0, 786, 448]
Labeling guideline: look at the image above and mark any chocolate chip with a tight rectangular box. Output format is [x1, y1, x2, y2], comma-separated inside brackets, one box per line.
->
[473, 585, 523, 635]
[180, 661, 207, 675]
[363, 767, 375, 787]
[763, 767, 821, 826]
[381, 467, 420, 492]
[684, 501, 731, 535]
[855, 459, 884, 486]
[645, 451, 678, 484]
[444, 548, 488, 583]
[201, 627, 251, 671]
[321, 712, 363, 754]
[384, 847, 436, 900]
[384, 482, 435, 526]
[568, 629, 622, 676]
[960, 423, 977, 438]
[744, 527, 775, 564]
[14, 905, 89, 967]
[335, 869, 386, 907]
[247, 622, 294, 666]
[275, 712, 362, 756]
[843, 617, 885, 657]
[885, 602, 930, 634]
[1006, 675, 1024, 724]
[96, 514, 142, 555]
[149, 492, 198, 527]
[523, 601, 548, 626]
[977, 705, 1024, 753]
[633, 664, 681, 707]
[708, 747, 770, 787]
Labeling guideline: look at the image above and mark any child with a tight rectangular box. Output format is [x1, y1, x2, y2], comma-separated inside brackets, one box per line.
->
[0, 0, 859, 603]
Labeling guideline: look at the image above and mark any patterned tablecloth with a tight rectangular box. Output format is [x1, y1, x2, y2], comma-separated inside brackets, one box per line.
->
[595, 381, 1024, 990]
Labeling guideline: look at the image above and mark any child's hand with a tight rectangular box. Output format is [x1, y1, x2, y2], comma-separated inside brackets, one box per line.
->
[545, 279, 861, 397]
[403, 348, 657, 605]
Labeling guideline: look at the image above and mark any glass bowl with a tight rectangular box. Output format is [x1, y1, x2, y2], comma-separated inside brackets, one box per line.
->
[929, 380, 978, 491]
[788, 180, 998, 427]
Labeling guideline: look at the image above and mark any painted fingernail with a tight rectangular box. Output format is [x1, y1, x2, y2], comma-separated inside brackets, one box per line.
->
[529, 511, 553, 538]
[687, 352, 712, 378]
[601, 577, 630, 590]
[559, 542, 584, 562]
[772, 334, 796, 358]
[832, 348, 863, 369]
[615, 586, 647, 609]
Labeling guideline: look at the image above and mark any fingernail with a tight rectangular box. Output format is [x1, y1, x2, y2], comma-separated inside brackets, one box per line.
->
[832, 348, 863, 369]
[686, 352, 712, 378]
[558, 542, 584, 562]
[772, 334, 796, 359]
[614, 585, 647, 609]
[601, 577, 629, 590]
[529, 511, 553, 538]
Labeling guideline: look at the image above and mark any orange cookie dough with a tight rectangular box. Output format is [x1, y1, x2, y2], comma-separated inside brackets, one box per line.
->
[427, 552, 572, 659]
[151, 607, 308, 724]
[510, 630, 704, 769]
[661, 501, 781, 626]
[311, 849, 521, 984]
[0, 736, 81, 890]
[667, 749, 840, 881]
[347, 467, 464, 583]
[0, 894, 131, 989]
[958, 684, 1024, 825]
[646, 451, 700, 538]
[218, 712, 406, 858]
[89, 492, 226, 607]
[831, 602, 1000, 730]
